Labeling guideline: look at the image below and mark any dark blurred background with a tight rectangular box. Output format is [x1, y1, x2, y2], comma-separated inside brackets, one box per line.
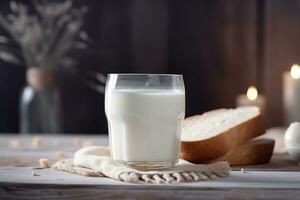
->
[0, 0, 299, 133]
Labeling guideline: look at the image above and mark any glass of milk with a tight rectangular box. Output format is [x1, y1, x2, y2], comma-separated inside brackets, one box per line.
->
[105, 74, 185, 170]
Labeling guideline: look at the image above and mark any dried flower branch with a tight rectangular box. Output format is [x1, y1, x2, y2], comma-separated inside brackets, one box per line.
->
[0, 0, 88, 69]
[0, 0, 106, 93]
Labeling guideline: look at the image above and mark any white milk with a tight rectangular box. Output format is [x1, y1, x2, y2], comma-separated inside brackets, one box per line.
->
[105, 89, 185, 162]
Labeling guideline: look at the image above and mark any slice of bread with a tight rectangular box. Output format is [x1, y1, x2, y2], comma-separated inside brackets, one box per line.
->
[180, 106, 264, 163]
[205, 138, 275, 166]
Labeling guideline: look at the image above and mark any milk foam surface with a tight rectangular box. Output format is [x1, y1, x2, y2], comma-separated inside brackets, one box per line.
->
[105, 88, 185, 162]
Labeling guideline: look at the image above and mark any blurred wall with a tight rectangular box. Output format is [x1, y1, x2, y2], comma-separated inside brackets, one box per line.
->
[0, 0, 296, 133]
[264, 0, 300, 127]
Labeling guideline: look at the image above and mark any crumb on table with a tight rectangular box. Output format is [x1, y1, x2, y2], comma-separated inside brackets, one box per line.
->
[9, 138, 21, 149]
[39, 158, 50, 168]
[32, 136, 43, 149]
[32, 171, 39, 176]
[241, 168, 248, 173]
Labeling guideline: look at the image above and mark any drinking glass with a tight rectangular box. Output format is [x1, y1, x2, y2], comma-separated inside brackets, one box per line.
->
[105, 74, 185, 170]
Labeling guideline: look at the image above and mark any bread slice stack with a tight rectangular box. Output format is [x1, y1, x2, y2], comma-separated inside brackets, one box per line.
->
[180, 107, 274, 166]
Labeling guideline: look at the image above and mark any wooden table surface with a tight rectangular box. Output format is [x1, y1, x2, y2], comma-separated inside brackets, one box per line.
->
[0, 129, 300, 200]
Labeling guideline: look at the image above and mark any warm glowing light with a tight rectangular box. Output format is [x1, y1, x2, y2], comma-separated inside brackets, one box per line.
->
[290, 64, 300, 79]
[247, 86, 258, 101]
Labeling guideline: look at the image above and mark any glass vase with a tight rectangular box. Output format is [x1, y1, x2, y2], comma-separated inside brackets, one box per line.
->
[20, 68, 62, 133]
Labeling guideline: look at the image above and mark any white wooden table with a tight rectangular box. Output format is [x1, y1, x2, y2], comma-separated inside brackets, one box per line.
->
[0, 129, 300, 200]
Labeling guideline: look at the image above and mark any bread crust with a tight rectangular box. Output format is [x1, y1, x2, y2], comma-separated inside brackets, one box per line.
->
[180, 113, 264, 163]
[205, 139, 275, 166]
